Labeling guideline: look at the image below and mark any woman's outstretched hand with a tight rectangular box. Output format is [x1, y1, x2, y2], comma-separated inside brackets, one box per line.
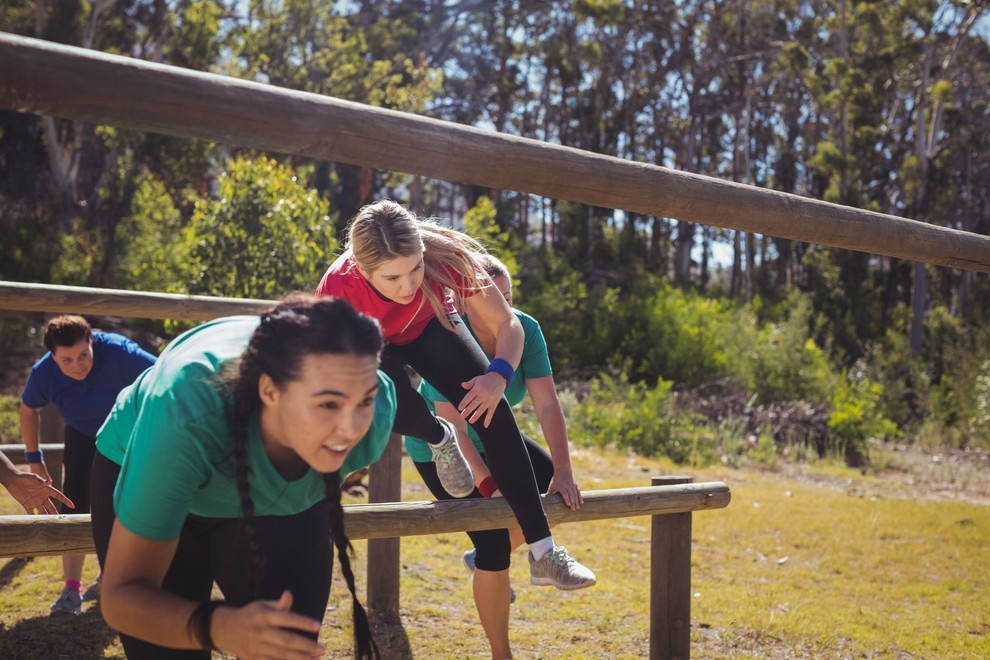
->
[6, 470, 74, 514]
[458, 372, 508, 427]
[213, 591, 324, 660]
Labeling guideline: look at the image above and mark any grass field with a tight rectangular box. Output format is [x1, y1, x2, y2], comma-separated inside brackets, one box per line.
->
[1, 443, 988, 659]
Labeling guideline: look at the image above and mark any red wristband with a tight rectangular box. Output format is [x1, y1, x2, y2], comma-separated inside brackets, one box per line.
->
[478, 476, 498, 498]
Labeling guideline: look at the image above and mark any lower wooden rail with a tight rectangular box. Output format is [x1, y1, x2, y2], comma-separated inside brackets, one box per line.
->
[0, 479, 730, 659]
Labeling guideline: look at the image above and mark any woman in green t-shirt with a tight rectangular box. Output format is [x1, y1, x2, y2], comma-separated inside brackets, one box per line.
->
[405, 255, 586, 660]
[90, 295, 395, 660]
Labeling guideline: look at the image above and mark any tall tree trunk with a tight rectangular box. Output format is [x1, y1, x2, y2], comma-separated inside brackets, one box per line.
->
[910, 262, 926, 353]
[674, 221, 695, 286]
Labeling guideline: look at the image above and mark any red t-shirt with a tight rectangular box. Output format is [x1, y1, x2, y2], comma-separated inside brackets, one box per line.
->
[316, 250, 481, 345]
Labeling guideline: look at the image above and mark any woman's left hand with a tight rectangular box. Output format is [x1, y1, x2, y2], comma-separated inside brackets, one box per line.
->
[458, 372, 508, 427]
[548, 470, 583, 511]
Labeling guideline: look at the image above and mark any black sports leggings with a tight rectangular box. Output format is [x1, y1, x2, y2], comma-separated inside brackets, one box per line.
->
[58, 425, 96, 514]
[414, 433, 554, 572]
[91, 452, 333, 660]
[382, 315, 551, 544]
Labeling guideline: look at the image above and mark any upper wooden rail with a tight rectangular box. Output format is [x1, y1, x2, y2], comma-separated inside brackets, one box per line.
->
[0, 281, 275, 320]
[1, 33, 988, 272]
[0, 481, 730, 558]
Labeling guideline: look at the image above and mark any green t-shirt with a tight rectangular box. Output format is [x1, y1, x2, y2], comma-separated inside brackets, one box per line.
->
[404, 309, 551, 462]
[96, 315, 396, 542]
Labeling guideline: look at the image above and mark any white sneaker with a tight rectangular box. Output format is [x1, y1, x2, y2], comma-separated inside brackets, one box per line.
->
[529, 546, 597, 590]
[50, 586, 82, 615]
[429, 417, 475, 498]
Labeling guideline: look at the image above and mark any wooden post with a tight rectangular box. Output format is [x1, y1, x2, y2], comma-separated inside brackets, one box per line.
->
[366, 433, 403, 618]
[39, 406, 65, 491]
[651, 475, 693, 660]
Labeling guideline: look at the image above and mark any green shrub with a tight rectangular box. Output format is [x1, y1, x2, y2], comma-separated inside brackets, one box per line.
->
[180, 156, 338, 299]
[614, 278, 740, 388]
[523, 266, 624, 373]
[968, 359, 990, 441]
[570, 373, 701, 463]
[744, 293, 833, 405]
[0, 395, 20, 443]
[827, 374, 898, 467]
[111, 171, 186, 294]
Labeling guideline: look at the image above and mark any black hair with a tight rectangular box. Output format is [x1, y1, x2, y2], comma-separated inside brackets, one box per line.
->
[230, 293, 382, 658]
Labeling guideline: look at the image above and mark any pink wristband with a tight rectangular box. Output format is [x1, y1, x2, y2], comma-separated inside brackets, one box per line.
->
[478, 476, 498, 498]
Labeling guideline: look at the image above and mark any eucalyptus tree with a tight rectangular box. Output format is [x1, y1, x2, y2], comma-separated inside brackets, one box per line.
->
[893, 1, 987, 352]
[226, 0, 443, 225]
[0, 0, 230, 287]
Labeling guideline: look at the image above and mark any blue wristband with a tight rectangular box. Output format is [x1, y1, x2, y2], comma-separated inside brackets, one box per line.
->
[24, 449, 43, 464]
[485, 358, 515, 385]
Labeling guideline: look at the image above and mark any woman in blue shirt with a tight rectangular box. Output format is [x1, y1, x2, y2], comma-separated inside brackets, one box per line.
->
[20, 315, 156, 614]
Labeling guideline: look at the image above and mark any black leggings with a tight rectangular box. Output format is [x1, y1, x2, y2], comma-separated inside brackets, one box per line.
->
[383, 315, 550, 543]
[414, 433, 554, 572]
[59, 425, 96, 514]
[91, 452, 333, 660]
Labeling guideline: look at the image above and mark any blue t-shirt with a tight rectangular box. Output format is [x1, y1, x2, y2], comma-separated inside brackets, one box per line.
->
[404, 309, 552, 462]
[21, 331, 157, 436]
[96, 315, 397, 541]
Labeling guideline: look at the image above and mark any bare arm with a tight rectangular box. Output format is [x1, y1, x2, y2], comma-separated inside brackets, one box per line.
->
[458, 286, 525, 427]
[19, 401, 51, 483]
[527, 375, 582, 511]
[102, 520, 324, 659]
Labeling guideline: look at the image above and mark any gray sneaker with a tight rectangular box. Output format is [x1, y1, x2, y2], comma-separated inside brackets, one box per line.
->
[529, 546, 597, 590]
[462, 549, 516, 604]
[429, 417, 475, 498]
[50, 586, 82, 615]
[82, 576, 101, 602]
[462, 548, 477, 573]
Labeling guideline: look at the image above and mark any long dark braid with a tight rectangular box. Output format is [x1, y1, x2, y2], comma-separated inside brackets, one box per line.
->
[228, 293, 383, 655]
[325, 472, 379, 659]
[231, 377, 265, 597]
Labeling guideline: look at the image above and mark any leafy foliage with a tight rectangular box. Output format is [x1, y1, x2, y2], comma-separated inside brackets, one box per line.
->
[744, 293, 833, 406]
[570, 372, 700, 463]
[828, 375, 898, 467]
[179, 156, 338, 299]
[0, 395, 19, 443]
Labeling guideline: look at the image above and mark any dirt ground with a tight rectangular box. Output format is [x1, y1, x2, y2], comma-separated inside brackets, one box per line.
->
[791, 440, 990, 507]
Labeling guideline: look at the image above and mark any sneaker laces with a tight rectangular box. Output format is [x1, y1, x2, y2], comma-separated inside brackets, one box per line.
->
[546, 546, 573, 564]
[432, 437, 459, 467]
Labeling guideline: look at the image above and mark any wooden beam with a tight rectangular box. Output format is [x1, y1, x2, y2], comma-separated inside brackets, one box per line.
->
[0, 482, 730, 558]
[0, 33, 987, 272]
[0, 281, 276, 321]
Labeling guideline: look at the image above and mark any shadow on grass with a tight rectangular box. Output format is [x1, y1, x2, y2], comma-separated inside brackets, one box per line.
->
[0, 557, 32, 591]
[0, 607, 120, 660]
[371, 609, 412, 659]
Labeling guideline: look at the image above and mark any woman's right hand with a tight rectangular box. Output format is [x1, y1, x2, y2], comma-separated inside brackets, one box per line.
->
[213, 591, 324, 660]
[27, 461, 53, 484]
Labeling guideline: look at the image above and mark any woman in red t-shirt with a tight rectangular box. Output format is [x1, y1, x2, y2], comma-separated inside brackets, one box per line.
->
[317, 199, 596, 591]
